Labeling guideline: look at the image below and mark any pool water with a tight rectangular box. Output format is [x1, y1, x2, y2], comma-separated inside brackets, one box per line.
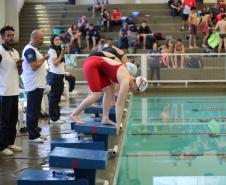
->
[115, 95, 226, 185]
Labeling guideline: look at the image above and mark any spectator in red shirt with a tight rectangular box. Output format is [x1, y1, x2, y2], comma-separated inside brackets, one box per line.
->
[110, 8, 122, 31]
[181, 0, 196, 31]
[183, 0, 196, 8]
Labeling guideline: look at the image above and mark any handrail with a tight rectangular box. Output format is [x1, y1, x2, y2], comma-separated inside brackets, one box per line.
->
[67, 53, 226, 85]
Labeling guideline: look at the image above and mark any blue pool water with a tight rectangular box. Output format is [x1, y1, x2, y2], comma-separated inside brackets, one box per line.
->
[115, 95, 226, 185]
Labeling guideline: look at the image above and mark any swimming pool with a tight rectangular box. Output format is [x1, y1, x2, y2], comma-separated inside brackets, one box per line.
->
[115, 95, 226, 185]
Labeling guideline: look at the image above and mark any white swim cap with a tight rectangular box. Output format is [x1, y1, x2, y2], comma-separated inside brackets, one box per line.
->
[135, 76, 148, 92]
[126, 62, 137, 76]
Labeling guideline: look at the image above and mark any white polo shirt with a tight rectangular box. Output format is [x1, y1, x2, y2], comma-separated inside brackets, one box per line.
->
[0, 44, 20, 96]
[48, 48, 65, 75]
[21, 43, 47, 92]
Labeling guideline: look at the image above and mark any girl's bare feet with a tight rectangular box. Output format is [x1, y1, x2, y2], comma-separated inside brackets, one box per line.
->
[101, 118, 115, 126]
[69, 114, 85, 124]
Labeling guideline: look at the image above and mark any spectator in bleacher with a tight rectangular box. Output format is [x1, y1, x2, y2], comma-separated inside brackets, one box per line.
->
[68, 24, 82, 49]
[118, 23, 132, 49]
[161, 39, 174, 68]
[170, 0, 182, 17]
[101, 9, 111, 31]
[200, 12, 212, 48]
[77, 16, 88, 37]
[92, 0, 106, 18]
[103, 38, 114, 47]
[110, 8, 122, 31]
[59, 30, 70, 45]
[65, 74, 76, 93]
[47, 34, 65, 124]
[181, 0, 196, 31]
[217, 0, 225, 12]
[188, 7, 198, 48]
[21, 30, 49, 143]
[174, 38, 185, 68]
[86, 23, 100, 50]
[59, 30, 70, 53]
[137, 21, 152, 49]
[0, 26, 23, 156]
[147, 42, 161, 86]
[215, 14, 226, 53]
[96, 38, 106, 51]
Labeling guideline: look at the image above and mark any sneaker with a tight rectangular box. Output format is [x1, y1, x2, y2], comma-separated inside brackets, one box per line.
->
[20, 126, 42, 133]
[50, 119, 64, 124]
[29, 137, 44, 143]
[0, 148, 14, 156]
[40, 135, 48, 140]
[150, 83, 154, 86]
[59, 117, 67, 122]
[157, 83, 160, 87]
[70, 90, 78, 95]
[61, 96, 66, 101]
[38, 127, 42, 132]
[20, 126, 28, 133]
[8, 145, 22, 152]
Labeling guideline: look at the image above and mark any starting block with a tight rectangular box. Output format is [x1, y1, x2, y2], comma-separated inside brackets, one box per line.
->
[71, 121, 116, 150]
[84, 105, 115, 115]
[49, 147, 108, 185]
[17, 169, 88, 185]
[50, 138, 105, 151]
[84, 105, 116, 122]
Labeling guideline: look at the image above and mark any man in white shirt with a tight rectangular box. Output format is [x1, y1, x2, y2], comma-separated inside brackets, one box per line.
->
[0, 26, 23, 156]
[21, 30, 49, 143]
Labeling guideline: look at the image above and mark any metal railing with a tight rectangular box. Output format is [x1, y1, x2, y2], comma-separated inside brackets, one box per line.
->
[65, 53, 226, 86]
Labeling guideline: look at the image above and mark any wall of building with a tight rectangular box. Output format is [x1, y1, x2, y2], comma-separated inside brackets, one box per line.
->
[0, 0, 6, 29]
[5, 0, 19, 41]
[2, 0, 25, 42]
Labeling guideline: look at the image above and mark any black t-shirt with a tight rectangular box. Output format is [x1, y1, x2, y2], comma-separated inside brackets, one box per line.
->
[87, 28, 100, 39]
[89, 51, 106, 57]
[138, 26, 151, 34]
[171, 1, 182, 8]
[88, 51, 116, 60]
[102, 47, 124, 60]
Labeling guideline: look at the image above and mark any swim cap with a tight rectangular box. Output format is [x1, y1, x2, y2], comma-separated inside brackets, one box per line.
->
[135, 76, 148, 92]
[126, 62, 137, 76]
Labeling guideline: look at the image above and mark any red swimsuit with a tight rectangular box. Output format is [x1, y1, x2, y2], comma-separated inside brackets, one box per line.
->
[83, 56, 122, 92]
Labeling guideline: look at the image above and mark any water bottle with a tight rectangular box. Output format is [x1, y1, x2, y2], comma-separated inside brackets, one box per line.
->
[52, 170, 74, 177]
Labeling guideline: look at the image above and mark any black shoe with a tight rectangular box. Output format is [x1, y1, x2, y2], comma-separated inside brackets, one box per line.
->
[20, 126, 28, 133]
[40, 112, 49, 118]
[19, 126, 42, 133]
[38, 127, 42, 132]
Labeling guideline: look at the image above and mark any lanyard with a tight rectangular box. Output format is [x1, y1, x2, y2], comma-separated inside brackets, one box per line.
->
[7, 50, 18, 63]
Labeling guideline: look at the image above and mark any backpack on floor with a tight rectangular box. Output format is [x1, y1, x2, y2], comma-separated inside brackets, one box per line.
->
[208, 32, 220, 49]
[186, 56, 202, 68]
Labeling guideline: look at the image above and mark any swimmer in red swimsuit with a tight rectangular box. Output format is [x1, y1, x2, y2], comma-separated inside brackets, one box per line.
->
[70, 56, 148, 134]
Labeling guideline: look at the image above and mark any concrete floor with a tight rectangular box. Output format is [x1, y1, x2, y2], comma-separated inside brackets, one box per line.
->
[0, 84, 124, 185]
